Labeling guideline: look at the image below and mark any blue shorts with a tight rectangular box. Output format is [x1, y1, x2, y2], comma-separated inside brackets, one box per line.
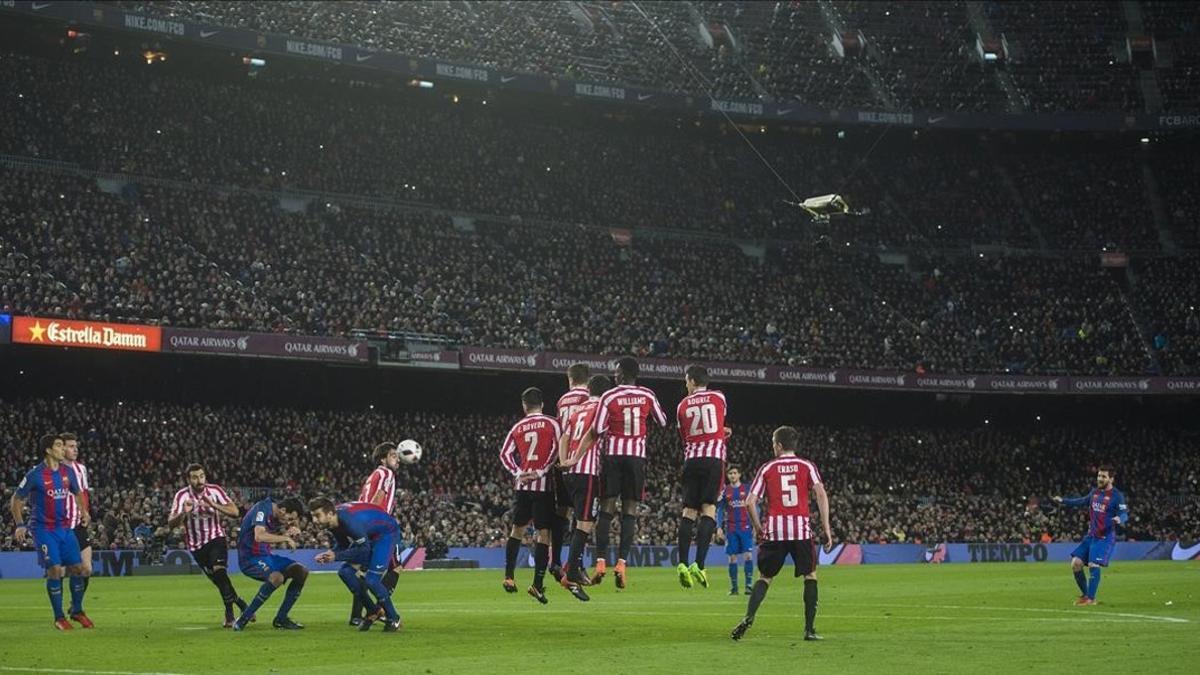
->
[240, 554, 298, 581]
[725, 530, 754, 556]
[366, 532, 402, 575]
[1071, 535, 1115, 567]
[33, 527, 82, 569]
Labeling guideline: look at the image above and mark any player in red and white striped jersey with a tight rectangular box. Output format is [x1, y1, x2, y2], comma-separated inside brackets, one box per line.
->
[590, 357, 667, 589]
[674, 366, 731, 589]
[556, 374, 612, 598]
[167, 463, 248, 627]
[61, 433, 93, 605]
[548, 363, 592, 580]
[359, 442, 399, 514]
[498, 387, 562, 603]
[349, 442, 401, 625]
[731, 426, 832, 642]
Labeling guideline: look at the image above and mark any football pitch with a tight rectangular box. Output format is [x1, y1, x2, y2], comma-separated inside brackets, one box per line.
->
[0, 562, 1196, 674]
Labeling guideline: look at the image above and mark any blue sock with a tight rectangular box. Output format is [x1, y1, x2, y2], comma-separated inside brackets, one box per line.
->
[47, 578, 65, 620]
[366, 572, 400, 623]
[276, 583, 303, 620]
[69, 576, 87, 615]
[1073, 569, 1088, 595]
[337, 566, 377, 613]
[1087, 567, 1102, 600]
[240, 581, 276, 620]
[744, 559, 753, 587]
[728, 563, 738, 590]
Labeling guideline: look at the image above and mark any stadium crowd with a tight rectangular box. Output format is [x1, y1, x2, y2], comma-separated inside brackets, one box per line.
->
[1, 397, 1197, 553]
[111, 0, 1193, 113]
[2, 166, 1184, 375]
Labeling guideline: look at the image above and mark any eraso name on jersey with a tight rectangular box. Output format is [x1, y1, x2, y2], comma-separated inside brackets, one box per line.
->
[777, 464, 800, 474]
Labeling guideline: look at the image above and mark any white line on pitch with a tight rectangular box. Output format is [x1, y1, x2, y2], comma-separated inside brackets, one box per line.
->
[839, 602, 1190, 624]
[0, 662, 187, 667]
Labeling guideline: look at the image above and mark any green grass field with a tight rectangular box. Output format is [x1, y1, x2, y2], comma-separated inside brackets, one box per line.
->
[1, 562, 1197, 674]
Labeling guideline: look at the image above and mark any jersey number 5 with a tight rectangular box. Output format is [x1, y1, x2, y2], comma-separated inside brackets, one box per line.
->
[684, 403, 719, 436]
[780, 474, 799, 507]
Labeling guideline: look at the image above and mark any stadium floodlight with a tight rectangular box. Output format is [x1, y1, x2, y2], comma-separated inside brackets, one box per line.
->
[799, 194, 850, 220]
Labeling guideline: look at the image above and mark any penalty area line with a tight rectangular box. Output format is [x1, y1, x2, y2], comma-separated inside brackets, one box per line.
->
[840, 602, 1190, 624]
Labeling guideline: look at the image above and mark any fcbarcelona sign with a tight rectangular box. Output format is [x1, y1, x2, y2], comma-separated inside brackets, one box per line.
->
[12, 316, 162, 353]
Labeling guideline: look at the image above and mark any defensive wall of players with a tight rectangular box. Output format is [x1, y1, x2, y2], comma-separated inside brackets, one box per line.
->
[7, 314, 1200, 396]
[0, 542, 1194, 579]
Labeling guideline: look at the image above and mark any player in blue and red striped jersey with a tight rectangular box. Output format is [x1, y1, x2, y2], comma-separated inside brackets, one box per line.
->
[311, 499, 404, 632]
[231, 496, 308, 631]
[10, 434, 92, 630]
[1053, 464, 1129, 606]
[716, 466, 754, 596]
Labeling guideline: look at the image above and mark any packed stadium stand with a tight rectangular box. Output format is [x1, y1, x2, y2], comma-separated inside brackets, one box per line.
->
[0, 1, 1198, 560]
[2, 397, 1197, 550]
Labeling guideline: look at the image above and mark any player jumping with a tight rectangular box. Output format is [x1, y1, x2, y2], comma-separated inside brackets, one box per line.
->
[1053, 464, 1128, 606]
[591, 357, 667, 589]
[311, 498, 404, 632]
[557, 374, 613, 601]
[551, 363, 592, 580]
[499, 387, 563, 604]
[731, 426, 832, 642]
[675, 365, 730, 590]
[10, 434, 92, 630]
[232, 496, 308, 631]
[717, 466, 754, 595]
[168, 463, 249, 627]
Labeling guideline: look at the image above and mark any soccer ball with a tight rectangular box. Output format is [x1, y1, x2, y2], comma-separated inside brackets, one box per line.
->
[397, 439, 423, 465]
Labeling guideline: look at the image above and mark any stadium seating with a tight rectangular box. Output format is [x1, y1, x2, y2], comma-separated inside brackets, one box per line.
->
[114, 0, 1197, 112]
[1, 398, 1195, 550]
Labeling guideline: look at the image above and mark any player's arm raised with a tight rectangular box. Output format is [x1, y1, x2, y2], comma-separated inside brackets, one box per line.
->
[813, 481, 833, 553]
[1052, 493, 1090, 507]
[254, 524, 297, 549]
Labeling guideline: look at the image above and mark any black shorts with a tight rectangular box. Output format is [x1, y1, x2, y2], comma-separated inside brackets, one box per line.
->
[564, 473, 600, 522]
[757, 539, 817, 579]
[551, 467, 570, 511]
[511, 490, 555, 530]
[191, 537, 230, 574]
[681, 457, 724, 510]
[73, 525, 92, 552]
[601, 455, 646, 501]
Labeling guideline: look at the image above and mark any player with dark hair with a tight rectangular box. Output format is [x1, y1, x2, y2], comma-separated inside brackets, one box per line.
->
[675, 365, 730, 589]
[312, 498, 404, 632]
[731, 426, 832, 642]
[349, 442, 401, 625]
[10, 433, 91, 630]
[498, 387, 563, 603]
[591, 357, 667, 589]
[550, 363, 592, 580]
[1053, 465, 1128, 606]
[169, 463, 249, 627]
[717, 465, 755, 595]
[60, 432, 94, 613]
[557, 373, 613, 601]
[231, 496, 309, 631]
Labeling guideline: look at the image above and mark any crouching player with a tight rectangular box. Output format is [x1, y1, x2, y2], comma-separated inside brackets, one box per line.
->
[232, 496, 308, 631]
[312, 499, 404, 632]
